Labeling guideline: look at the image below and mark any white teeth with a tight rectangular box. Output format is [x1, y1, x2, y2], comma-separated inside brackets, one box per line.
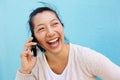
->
[48, 38, 58, 43]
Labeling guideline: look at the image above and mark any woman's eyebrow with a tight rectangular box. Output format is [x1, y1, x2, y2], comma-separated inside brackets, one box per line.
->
[34, 24, 44, 29]
[50, 19, 58, 23]
[36, 24, 43, 27]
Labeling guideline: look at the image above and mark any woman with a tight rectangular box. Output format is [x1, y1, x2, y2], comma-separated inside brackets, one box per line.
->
[16, 6, 120, 80]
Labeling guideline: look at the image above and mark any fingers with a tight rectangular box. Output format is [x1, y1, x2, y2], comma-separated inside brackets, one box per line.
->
[24, 42, 37, 51]
[20, 50, 37, 62]
[21, 50, 32, 58]
[26, 37, 33, 43]
[21, 37, 38, 59]
[24, 37, 37, 51]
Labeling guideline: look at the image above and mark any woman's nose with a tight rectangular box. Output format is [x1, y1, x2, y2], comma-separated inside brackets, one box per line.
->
[46, 27, 55, 37]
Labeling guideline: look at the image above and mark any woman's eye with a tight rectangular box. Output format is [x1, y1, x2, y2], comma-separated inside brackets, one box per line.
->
[38, 27, 45, 31]
[53, 22, 59, 27]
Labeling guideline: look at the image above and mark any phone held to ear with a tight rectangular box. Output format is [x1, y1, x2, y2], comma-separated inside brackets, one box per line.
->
[32, 36, 37, 57]
[32, 45, 37, 57]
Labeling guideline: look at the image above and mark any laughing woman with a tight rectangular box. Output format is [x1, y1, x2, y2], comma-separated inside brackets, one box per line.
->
[16, 6, 120, 80]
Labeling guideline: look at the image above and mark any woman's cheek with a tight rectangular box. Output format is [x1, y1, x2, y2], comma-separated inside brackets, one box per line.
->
[57, 26, 64, 33]
[36, 32, 46, 42]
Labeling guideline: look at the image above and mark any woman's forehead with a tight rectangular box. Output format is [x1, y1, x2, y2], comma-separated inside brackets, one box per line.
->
[32, 11, 59, 27]
[33, 11, 57, 21]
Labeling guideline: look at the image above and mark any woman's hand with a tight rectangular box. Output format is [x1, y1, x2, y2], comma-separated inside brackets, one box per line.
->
[19, 37, 37, 74]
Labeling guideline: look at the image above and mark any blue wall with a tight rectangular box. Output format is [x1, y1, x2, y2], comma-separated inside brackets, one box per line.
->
[0, 0, 120, 80]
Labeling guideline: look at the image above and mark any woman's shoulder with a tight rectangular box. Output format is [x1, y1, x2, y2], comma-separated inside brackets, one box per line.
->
[69, 43, 103, 59]
[70, 43, 109, 63]
[70, 43, 94, 52]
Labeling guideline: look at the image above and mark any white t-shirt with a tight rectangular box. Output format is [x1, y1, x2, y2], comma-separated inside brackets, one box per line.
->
[43, 51, 67, 80]
[16, 43, 120, 80]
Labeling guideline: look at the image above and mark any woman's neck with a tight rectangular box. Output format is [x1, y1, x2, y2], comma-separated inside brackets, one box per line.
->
[44, 43, 69, 63]
[44, 43, 70, 74]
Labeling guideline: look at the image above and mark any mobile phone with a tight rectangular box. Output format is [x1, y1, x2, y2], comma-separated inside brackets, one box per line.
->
[32, 45, 37, 56]
[31, 35, 45, 53]
[32, 35, 37, 57]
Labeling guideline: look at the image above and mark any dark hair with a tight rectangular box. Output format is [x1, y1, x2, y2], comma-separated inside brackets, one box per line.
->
[28, 7, 68, 52]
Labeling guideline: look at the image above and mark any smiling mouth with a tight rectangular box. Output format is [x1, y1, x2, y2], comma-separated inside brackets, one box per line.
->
[47, 38, 59, 44]
[47, 38, 59, 48]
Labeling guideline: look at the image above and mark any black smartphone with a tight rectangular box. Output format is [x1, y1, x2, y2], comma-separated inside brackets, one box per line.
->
[32, 35, 37, 57]
[31, 35, 45, 54]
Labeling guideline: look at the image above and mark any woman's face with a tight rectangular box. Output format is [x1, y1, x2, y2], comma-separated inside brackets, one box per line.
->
[32, 11, 64, 54]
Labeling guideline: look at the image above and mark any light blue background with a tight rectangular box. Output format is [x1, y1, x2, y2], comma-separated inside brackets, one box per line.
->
[0, 0, 120, 80]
